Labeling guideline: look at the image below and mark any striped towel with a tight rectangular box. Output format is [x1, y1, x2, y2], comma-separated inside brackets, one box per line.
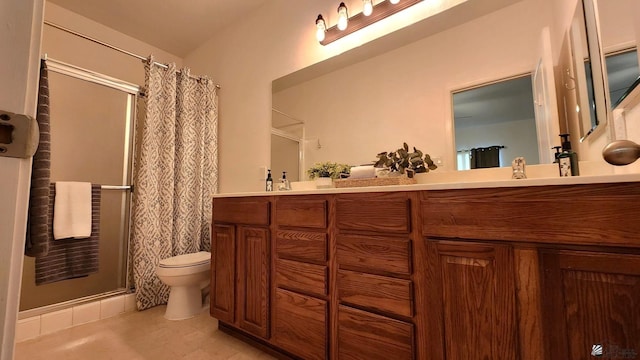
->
[35, 184, 101, 285]
[25, 59, 52, 257]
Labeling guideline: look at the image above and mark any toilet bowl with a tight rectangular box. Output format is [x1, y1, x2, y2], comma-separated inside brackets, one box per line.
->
[156, 251, 211, 320]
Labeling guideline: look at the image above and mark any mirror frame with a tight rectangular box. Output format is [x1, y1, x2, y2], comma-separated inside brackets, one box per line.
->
[577, 0, 612, 142]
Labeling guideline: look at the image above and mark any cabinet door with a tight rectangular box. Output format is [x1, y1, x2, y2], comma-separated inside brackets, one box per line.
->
[211, 224, 235, 323]
[541, 250, 640, 360]
[425, 240, 518, 360]
[273, 288, 327, 360]
[237, 226, 271, 339]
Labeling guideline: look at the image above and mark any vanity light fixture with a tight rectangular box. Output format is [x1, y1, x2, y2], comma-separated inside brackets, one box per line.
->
[337, 2, 349, 31]
[315, 0, 423, 46]
[316, 15, 327, 42]
[363, 0, 374, 16]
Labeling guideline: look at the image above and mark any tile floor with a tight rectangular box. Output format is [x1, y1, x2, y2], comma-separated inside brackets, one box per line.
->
[14, 305, 276, 360]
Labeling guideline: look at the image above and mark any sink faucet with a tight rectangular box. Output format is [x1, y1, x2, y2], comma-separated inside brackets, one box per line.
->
[512, 157, 526, 179]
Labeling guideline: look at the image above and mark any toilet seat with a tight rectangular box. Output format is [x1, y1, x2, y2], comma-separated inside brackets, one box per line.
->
[159, 251, 210, 268]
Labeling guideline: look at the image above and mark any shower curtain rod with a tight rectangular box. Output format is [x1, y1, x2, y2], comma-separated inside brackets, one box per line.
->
[43, 20, 221, 89]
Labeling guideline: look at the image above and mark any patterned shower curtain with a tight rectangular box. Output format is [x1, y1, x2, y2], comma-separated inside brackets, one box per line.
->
[131, 57, 218, 310]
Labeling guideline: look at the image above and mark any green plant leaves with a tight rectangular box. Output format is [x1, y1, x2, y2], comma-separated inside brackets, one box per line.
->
[373, 143, 438, 174]
[307, 162, 351, 179]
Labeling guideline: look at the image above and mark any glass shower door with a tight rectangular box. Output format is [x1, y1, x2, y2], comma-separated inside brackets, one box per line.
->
[20, 60, 137, 311]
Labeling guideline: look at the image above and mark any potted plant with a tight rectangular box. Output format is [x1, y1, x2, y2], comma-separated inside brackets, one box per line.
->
[374, 142, 437, 177]
[307, 162, 351, 188]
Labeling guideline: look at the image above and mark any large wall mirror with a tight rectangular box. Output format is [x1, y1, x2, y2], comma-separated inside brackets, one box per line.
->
[272, 0, 616, 179]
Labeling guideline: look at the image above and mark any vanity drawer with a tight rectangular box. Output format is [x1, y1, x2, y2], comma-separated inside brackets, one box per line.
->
[213, 197, 270, 226]
[274, 289, 327, 360]
[276, 198, 327, 229]
[337, 270, 413, 318]
[336, 193, 411, 234]
[276, 259, 327, 297]
[337, 234, 412, 276]
[276, 230, 327, 264]
[419, 183, 640, 247]
[338, 305, 414, 360]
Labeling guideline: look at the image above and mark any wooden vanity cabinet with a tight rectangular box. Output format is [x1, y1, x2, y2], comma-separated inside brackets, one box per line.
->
[211, 197, 271, 339]
[421, 183, 640, 360]
[540, 249, 640, 360]
[211, 182, 640, 360]
[272, 196, 329, 360]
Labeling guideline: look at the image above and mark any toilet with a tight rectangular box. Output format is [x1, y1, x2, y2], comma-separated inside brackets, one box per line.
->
[156, 251, 211, 320]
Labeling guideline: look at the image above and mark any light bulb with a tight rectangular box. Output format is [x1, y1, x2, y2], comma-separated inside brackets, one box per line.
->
[337, 2, 349, 31]
[315, 14, 326, 42]
[390, 0, 400, 4]
[363, 0, 374, 16]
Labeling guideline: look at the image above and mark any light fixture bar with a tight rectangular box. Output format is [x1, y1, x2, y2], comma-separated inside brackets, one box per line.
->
[319, 0, 423, 46]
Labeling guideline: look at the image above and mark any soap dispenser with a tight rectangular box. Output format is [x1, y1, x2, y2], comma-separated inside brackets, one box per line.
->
[265, 169, 273, 192]
[279, 171, 291, 191]
[558, 134, 580, 177]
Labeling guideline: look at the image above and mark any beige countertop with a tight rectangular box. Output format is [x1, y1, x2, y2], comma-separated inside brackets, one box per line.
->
[213, 170, 640, 198]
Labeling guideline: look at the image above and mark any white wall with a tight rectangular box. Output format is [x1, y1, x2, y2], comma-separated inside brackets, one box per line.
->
[597, 0, 636, 53]
[549, 0, 579, 57]
[0, 1, 44, 358]
[44, 3, 182, 84]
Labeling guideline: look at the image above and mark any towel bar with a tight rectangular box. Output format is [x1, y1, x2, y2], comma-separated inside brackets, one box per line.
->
[101, 185, 133, 191]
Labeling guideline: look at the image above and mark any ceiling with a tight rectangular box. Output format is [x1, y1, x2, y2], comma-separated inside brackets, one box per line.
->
[47, 0, 269, 57]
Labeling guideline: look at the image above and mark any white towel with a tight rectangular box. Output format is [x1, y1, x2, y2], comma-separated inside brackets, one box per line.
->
[53, 182, 92, 240]
[349, 165, 376, 179]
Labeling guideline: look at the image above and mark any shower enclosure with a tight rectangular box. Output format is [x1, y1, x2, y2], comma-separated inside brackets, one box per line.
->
[19, 58, 137, 312]
[271, 108, 304, 182]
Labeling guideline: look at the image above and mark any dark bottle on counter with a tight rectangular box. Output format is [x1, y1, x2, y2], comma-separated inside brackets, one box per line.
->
[558, 134, 579, 177]
[551, 146, 562, 176]
[266, 169, 273, 191]
[552, 146, 562, 163]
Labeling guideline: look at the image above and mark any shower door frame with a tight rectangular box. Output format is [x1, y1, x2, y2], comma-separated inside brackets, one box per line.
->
[271, 128, 304, 181]
[20, 57, 139, 317]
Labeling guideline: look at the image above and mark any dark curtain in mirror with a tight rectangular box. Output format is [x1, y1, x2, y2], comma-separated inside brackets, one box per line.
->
[470, 146, 503, 169]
